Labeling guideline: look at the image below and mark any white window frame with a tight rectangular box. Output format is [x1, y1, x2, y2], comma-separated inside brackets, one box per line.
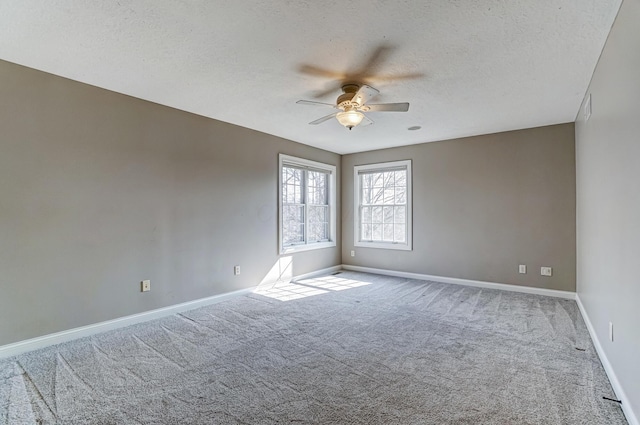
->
[354, 160, 412, 251]
[279, 154, 337, 254]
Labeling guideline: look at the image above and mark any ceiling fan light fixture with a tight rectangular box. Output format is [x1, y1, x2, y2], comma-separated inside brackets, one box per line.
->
[297, 84, 409, 129]
[336, 110, 364, 130]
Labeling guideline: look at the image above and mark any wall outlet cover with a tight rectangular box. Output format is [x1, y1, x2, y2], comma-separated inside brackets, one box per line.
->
[540, 267, 553, 277]
[518, 265, 527, 274]
[141, 280, 151, 292]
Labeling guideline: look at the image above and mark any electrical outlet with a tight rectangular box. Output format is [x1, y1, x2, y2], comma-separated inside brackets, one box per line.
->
[234, 265, 241, 276]
[518, 265, 527, 274]
[540, 267, 553, 277]
[351, 250, 355, 257]
[141, 280, 151, 292]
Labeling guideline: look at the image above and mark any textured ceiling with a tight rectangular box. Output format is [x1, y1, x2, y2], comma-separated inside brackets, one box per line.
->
[0, 1, 621, 154]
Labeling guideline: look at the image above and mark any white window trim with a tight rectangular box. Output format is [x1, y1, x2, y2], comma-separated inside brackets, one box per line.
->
[279, 154, 337, 254]
[354, 160, 412, 251]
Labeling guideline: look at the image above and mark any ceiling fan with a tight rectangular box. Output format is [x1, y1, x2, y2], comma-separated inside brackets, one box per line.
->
[296, 84, 410, 130]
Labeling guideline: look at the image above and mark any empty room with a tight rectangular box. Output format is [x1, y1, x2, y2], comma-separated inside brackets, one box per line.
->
[1, 1, 638, 424]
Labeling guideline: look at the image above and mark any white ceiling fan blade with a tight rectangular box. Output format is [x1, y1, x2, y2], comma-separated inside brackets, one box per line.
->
[309, 112, 338, 125]
[296, 100, 336, 108]
[360, 114, 374, 126]
[351, 85, 379, 105]
[364, 102, 410, 112]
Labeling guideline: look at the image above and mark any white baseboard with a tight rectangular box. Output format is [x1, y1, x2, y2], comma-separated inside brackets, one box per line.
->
[292, 265, 343, 281]
[0, 264, 344, 359]
[340, 265, 576, 300]
[339, 265, 635, 424]
[576, 295, 638, 425]
[0, 287, 255, 359]
[2, 263, 634, 425]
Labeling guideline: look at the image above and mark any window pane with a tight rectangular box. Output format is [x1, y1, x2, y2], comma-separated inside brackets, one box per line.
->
[283, 225, 304, 245]
[372, 224, 382, 241]
[307, 186, 316, 204]
[383, 224, 394, 241]
[383, 206, 394, 223]
[282, 167, 303, 204]
[307, 171, 328, 205]
[361, 170, 405, 206]
[369, 186, 383, 205]
[283, 205, 304, 246]
[296, 185, 302, 203]
[361, 185, 371, 204]
[319, 188, 325, 205]
[361, 206, 371, 224]
[362, 224, 372, 240]
[362, 174, 372, 190]
[395, 187, 406, 204]
[284, 205, 304, 222]
[308, 206, 326, 224]
[394, 224, 406, 242]
[285, 185, 297, 203]
[374, 186, 385, 204]
[308, 206, 318, 223]
[384, 171, 394, 187]
[372, 206, 383, 223]
[308, 205, 328, 242]
[308, 223, 320, 242]
[372, 173, 384, 187]
[394, 206, 406, 223]
[383, 188, 395, 204]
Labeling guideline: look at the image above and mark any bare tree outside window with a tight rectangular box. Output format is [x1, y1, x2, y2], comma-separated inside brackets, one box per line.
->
[355, 160, 412, 250]
[282, 167, 305, 246]
[280, 155, 335, 253]
[306, 171, 329, 243]
[360, 170, 407, 243]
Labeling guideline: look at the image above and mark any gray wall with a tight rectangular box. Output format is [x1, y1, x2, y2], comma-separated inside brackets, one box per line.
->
[575, 0, 640, 419]
[342, 124, 576, 291]
[0, 60, 341, 346]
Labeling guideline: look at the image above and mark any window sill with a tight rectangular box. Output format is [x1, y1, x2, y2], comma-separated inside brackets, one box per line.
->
[281, 241, 336, 254]
[354, 241, 412, 251]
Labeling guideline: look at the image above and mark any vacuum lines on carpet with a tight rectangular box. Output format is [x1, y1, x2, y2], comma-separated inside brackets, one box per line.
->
[0, 271, 628, 424]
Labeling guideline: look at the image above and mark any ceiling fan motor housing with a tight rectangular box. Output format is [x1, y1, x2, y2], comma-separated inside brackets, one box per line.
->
[337, 84, 362, 107]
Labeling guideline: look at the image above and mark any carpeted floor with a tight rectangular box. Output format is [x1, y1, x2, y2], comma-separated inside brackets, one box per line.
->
[0, 271, 628, 424]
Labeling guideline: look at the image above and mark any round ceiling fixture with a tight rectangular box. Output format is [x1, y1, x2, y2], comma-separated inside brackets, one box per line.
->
[408, 126, 422, 131]
[336, 109, 365, 130]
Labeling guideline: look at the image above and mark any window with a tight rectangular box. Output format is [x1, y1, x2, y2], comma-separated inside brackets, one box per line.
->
[354, 160, 412, 250]
[279, 154, 336, 253]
